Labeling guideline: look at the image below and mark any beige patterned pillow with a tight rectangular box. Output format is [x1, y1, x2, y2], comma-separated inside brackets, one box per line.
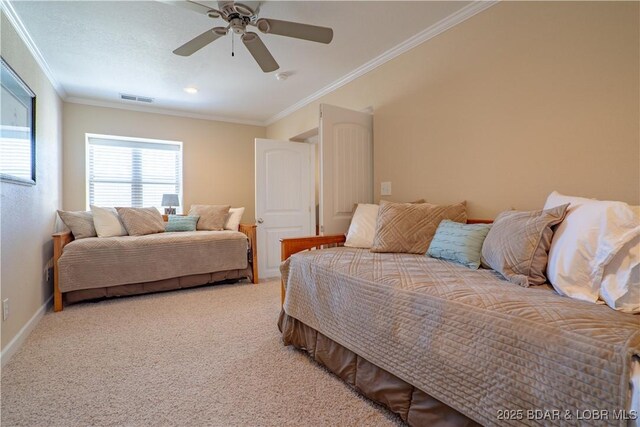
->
[370, 200, 467, 254]
[116, 207, 165, 236]
[189, 205, 231, 231]
[480, 204, 569, 287]
[57, 210, 96, 239]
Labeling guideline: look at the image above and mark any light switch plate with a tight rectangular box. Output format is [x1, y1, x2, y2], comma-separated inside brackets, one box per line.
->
[381, 181, 392, 196]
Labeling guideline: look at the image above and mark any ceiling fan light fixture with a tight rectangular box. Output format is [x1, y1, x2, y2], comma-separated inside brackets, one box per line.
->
[183, 87, 198, 94]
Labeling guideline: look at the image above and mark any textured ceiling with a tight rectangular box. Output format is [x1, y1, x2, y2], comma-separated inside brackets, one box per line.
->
[11, 1, 472, 123]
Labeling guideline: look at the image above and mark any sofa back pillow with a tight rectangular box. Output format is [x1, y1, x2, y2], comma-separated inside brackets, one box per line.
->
[427, 220, 492, 269]
[345, 204, 379, 249]
[116, 207, 165, 236]
[165, 215, 199, 232]
[189, 205, 231, 231]
[57, 210, 96, 239]
[481, 204, 569, 287]
[224, 207, 245, 231]
[599, 232, 639, 313]
[544, 191, 640, 304]
[370, 200, 467, 254]
[91, 206, 127, 237]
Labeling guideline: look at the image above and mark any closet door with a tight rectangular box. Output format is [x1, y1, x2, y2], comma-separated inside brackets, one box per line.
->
[319, 104, 373, 235]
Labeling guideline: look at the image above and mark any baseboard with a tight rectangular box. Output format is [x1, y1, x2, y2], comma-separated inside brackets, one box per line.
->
[1, 295, 53, 368]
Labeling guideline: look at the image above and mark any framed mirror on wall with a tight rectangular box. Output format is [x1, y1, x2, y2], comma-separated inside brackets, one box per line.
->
[1, 57, 36, 186]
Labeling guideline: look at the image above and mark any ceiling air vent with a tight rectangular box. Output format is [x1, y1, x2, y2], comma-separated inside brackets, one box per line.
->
[120, 93, 154, 103]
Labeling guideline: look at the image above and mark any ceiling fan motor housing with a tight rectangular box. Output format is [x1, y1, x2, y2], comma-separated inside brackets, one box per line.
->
[218, 1, 237, 17]
[233, 3, 255, 17]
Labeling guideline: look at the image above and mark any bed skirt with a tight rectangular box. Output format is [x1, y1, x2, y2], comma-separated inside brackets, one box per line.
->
[278, 311, 480, 427]
[64, 267, 252, 304]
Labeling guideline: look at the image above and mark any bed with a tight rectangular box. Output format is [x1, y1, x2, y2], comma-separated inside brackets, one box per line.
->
[52, 223, 258, 312]
[279, 233, 640, 427]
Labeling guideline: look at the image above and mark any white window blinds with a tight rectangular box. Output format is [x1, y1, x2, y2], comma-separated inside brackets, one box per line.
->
[87, 135, 182, 209]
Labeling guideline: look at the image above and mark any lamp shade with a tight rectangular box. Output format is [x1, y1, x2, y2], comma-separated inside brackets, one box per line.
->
[161, 193, 180, 206]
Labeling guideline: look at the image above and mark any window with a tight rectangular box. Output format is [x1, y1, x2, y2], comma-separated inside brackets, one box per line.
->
[86, 134, 182, 210]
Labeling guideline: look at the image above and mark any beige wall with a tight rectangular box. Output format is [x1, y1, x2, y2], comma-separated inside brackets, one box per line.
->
[63, 103, 266, 223]
[1, 13, 63, 350]
[267, 2, 640, 218]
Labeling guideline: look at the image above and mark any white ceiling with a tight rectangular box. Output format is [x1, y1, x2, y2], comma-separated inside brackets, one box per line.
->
[9, 1, 475, 124]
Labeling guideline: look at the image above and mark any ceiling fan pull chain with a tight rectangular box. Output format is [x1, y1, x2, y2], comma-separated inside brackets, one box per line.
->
[231, 32, 235, 57]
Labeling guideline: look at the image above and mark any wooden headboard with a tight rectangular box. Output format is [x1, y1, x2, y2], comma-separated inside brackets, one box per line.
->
[467, 219, 493, 224]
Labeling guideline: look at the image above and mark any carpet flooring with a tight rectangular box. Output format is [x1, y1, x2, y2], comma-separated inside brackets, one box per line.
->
[1, 279, 401, 426]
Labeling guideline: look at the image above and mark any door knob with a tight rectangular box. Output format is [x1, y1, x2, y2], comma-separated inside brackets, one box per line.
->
[257, 218, 264, 224]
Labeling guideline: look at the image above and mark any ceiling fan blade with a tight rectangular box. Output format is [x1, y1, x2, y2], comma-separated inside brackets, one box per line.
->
[255, 18, 333, 44]
[173, 27, 227, 56]
[241, 32, 279, 73]
[157, 0, 220, 16]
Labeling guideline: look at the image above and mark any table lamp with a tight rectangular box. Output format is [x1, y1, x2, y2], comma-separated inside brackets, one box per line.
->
[161, 193, 179, 215]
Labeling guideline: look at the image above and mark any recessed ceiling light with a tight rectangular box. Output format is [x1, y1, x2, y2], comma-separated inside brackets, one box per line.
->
[183, 87, 198, 94]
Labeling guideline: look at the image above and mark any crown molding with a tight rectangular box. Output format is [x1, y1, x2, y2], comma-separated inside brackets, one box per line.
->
[65, 97, 265, 127]
[1, 0, 67, 98]
[264, 0, 498, 126]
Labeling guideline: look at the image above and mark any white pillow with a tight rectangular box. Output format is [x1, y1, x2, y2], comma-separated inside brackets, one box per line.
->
[224, 207, 245, 231]
[345, 204, 379, 248]
[600, 232, 639, 313]
[544, 191, 639, 304]
[90, 205, 128, 237]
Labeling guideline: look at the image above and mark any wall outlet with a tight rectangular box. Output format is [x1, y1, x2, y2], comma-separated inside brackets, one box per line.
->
[3, 299, 9, 321]
[45, 258, 54, 282]
[381, 181, 392, 196]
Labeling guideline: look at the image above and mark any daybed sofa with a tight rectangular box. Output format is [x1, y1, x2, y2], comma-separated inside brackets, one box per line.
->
[52, 223, 257, 312]
[278, 200, 640, 427]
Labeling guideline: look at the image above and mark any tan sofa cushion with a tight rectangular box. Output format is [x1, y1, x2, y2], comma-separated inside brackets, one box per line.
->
[370, 200, 467, 254]
[481, 204, 569, 287]
[116, 207, 165, 236]
[189, 205, 231, 231]
[57, 210, 96, 239]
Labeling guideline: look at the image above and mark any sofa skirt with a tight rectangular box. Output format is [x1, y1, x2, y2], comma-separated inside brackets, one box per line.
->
[278, 311, 480, 427]
[64, 267, 252, 304]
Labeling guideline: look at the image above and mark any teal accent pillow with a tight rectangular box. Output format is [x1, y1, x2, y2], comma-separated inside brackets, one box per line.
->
[165, 215, 199, 232]
[427, 220, 492, 269]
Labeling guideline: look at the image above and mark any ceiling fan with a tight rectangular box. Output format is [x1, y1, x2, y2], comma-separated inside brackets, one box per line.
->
[163, 0, 334, 73]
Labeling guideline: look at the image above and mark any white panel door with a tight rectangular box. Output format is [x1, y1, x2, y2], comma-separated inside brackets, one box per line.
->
[255, 139, 314, 279]
[319, 104, 373, 235]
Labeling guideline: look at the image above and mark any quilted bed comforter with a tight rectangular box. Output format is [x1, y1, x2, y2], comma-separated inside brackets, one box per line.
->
[59, 231, 248, 292]
[281, 247, 640, 426]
